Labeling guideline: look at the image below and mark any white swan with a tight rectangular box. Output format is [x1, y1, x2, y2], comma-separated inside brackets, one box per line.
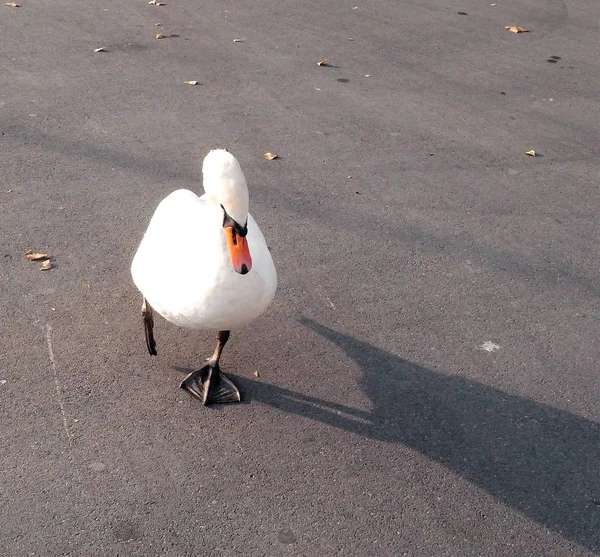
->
[131, 149, 277, 404]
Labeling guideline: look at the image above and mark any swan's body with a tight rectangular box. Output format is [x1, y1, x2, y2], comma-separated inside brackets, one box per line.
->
[131, 189, 276, 330]
[130, 149, 277, 404]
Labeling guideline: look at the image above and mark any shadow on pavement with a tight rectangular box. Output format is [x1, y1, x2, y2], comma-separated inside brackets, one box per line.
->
[234, 318, 600, 554]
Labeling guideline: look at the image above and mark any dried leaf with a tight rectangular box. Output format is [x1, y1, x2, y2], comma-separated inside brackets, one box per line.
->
[25, 250, 52, 261]
[5, 2, 20, 7]
[525, 149, 536, 156]
[505, 25, 528, 33]
[94, 47, 107, 52]
[264, 152, 278, 160]
[40, 259, 53, 271]
[232, 38, 244, 43]
[317, 59, 329, 66]
[155, 33, 166, 39]
[252, 370, 260, 378]
[184, 80, 199, 85]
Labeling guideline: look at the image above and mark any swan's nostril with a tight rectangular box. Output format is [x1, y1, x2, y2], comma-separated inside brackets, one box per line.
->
[240, 264, 249, 275]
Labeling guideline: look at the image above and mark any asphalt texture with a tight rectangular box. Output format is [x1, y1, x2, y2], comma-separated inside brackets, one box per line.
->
[1, 1, 599, 556]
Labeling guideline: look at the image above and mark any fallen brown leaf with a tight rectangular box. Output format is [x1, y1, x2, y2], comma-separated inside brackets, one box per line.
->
[525, 150, 536, 156]
[155, 33, 166, 39]
[317, 59, 329, 66]
[264, 152, 278, 160]
[94, 47, 107, 52]
[252, 371, 260, 378]
[40, 259, 53, 271]
[184, 80, 199, 85]
[5, 2, 20, 7]
[505, 25, 528, 33]
[25, 250, 52, 261]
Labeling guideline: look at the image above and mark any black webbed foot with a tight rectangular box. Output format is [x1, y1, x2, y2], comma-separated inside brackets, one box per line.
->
[180, 364, 241, 405]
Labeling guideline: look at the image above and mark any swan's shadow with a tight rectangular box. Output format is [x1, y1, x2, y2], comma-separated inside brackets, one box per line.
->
[181, 318, 600, 553]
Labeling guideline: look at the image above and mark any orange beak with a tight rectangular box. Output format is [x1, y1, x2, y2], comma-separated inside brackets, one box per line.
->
[224, 226, 252, 274]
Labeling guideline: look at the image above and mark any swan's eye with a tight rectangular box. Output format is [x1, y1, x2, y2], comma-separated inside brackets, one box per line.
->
[221, 205, 248, 237]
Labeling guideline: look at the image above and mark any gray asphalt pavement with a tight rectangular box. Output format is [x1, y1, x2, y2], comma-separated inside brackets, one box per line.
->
[1, 1, 599, 555]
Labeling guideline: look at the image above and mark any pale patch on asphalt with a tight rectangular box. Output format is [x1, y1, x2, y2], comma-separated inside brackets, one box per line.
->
[480, 341, 500, 352]
[45, 324, 72, 446]
[89, 461, 107, 472]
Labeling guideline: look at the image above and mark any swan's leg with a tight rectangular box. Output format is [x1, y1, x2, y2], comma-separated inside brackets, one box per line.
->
[180, 330, 241, 405]
[141, 297, 157, 356]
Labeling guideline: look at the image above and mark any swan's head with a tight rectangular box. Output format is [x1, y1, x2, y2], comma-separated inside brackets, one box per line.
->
[202, 149, 252, 275]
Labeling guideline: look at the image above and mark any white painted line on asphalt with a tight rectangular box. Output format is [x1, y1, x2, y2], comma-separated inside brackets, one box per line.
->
[45, 324, 72, 447]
